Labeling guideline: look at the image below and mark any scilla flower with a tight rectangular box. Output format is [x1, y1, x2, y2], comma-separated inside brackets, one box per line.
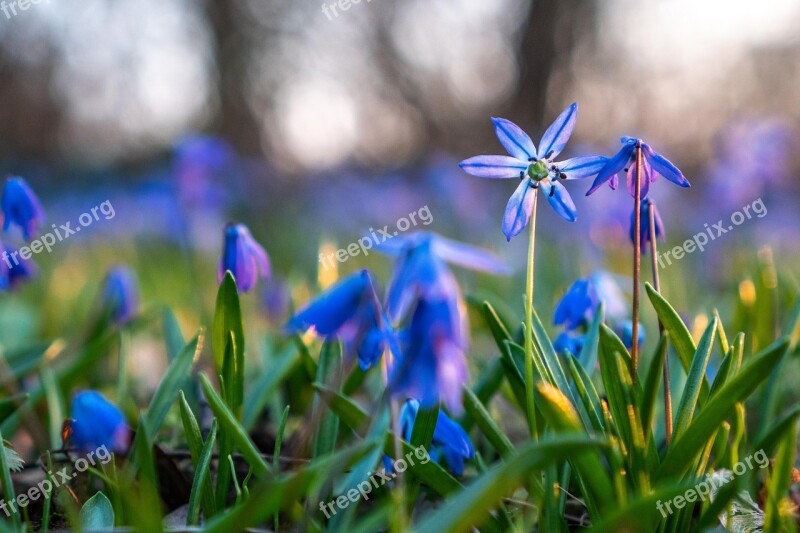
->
[286, 270, 396, 370]
[1, 177, 45, 240]
[459, 104, 607, 240]
[65, 390, 130, 453]
[397, 399, 474, 476]
[218, 223, 270, 293]
[101, 266, 139, 325]
[553, 331, 585, 357]
[616, 320, 645, 350]
[553, 278, 599, 330]
[390, 295, 468, 414]
[587, 137, 690, 198]
[630, 198, 664, 253]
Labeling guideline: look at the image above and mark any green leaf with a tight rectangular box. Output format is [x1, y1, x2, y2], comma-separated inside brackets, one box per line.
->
[462, 387, 514, 459]
[578, 302, 604, 373]
[672, 317, 717, 440]
[79, 491, 115, 530]
[0, 394, 28, 425]
[162, 307, 185, 362]
[199, 373, 271, 477]
[212, 271, 244, 375]
[243, 344, 299, 429]
[645, 283, 710, 396]
[658, 339, 789, 480]
[565, 355, 605, 432]
[764, 416, 797, 532]
[178, 391, 216, 519]
[414, 436, 607, 533]
[0, 428, 20, 530]
[479, 301, 514, 353]
[272, 405, 290, 530]
[753, 404, 800, 458]
[641, 334, 668, 438]
[187, 420, 218, 526]
[312, 340, 342, 458]
[144, 333, 201, 437]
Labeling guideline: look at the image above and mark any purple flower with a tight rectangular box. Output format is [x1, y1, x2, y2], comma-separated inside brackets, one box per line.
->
[102, 266, 140, 325]
[67, 390, 129, 453]
[1, 177, 45, 240]
[459, 103, 607, 239]
[218, 223, 270, 293]
[381, 232, 507, 322]
[630, 198, 665, 253]
[286, 270, 396, 370]
[553, 278, 599, 330]
[390, 296, 469, 414]
[587, 137, 690, 199]
[397, 399, 474, 476]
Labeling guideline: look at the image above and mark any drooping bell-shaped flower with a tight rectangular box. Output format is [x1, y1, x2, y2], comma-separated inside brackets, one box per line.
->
[285, 270, 396, 370]
[459, 104, 607, 240]
[553, 331, 586, 357]
[218, 223, 270, 293]
[390, 296, 469, 414]
[397, 399, 474, 476]
[1, 177, 45, 240]
[66, 390, 130, 453]
[587, 137, 690, 199]
[616, 320, 645, 350]
[382, 232, 507, 322]
[101, 266, 140, 325]
[630, 199, 665, 253]
[553, 278, 599, 330]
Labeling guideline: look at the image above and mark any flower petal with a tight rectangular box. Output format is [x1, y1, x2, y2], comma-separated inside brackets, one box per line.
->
[458, 155, 528, 178]
[501, 179, 536, 241]
[544, 180, 577, 222]
[538, 103, 577, 160]
[285, 271, 369, 335]
[643, 144, 690, 187]
[625, 151, 653, 198]
[491, 118, 536, 160]
[586, 143, 634, 195]
[431, 235, 510, 275]
[556, 155, 608, 180]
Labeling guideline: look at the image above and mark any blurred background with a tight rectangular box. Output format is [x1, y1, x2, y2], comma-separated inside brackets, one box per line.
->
[1, 0, 799, 357]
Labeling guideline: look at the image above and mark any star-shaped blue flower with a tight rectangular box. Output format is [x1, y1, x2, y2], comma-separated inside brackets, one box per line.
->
[459, 103, 607, 240]
[586, 137, 690, 198]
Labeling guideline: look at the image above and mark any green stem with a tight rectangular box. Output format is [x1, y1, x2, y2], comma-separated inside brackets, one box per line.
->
[524, 191, 539, 440]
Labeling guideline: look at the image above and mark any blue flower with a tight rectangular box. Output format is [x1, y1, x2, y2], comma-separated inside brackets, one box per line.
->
[587, 137, 690, 198]
[553, 279, 599, 330]
[616, 320, 645, 350]
[390, 296, 468, 414]
[1, 177, 45, 240]
[459, 104, 607, 239]
[553, 331, 586, 357]
[102, 266, 140, 325]
[218, 223, 270, 293]
[630, 199, 664, 253]
[396, 399, 474, 476]
[382, 232, 507, 322]
[67, 391, 129, 453]
[286, 270, 396, 370]
[1, 243, 38, 289]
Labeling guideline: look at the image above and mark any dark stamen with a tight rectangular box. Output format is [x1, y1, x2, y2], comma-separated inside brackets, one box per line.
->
[549, 185, 556, 197]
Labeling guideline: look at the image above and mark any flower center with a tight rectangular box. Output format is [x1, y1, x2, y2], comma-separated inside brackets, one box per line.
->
[527, 160, 548, 181]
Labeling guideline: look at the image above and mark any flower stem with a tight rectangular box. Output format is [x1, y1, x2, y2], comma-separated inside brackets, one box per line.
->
[524, 190, 539, 440]
[631, 144, 643, 383]
[647, 199, 672, 445]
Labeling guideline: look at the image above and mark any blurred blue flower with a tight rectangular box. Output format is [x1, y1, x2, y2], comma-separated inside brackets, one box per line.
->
[459, 103, 607, 239]
[616, 320, 645, 350]
[630, 198, 665, 253]
[218, 223, 271, 293]
[553, 331, 585, 357]
[101, 266, 140, 325]
[286, 270, 396, 370]
[390, 296, 468, 414]
[1, 177, 45, 240]
[67, 390, 129, 453]
[382, 231, 507, 322]
[396, 399, 474, 476]
[587, 137, 690, 198]
[261, 278, 290, 322]
[553, 278, 599, 330]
